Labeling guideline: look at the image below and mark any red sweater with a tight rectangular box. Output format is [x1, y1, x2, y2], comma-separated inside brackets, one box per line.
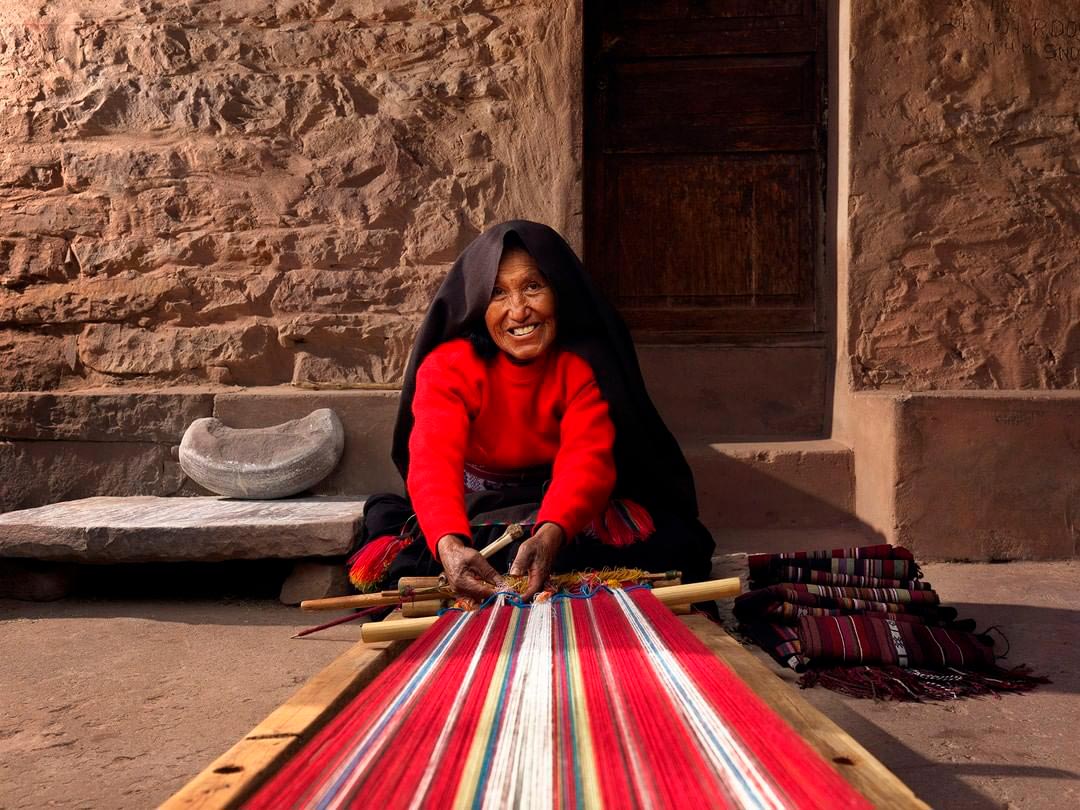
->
[408, 339, 616, 555]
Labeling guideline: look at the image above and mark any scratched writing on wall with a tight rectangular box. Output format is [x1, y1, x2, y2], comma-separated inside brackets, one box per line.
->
[945, 2, 1080, 68]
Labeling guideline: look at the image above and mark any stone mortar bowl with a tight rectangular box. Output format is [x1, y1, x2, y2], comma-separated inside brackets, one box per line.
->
[179, 408, 345, 499]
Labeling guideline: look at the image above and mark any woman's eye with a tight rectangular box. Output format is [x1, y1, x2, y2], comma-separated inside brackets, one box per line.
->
[491, 288, 506, 298]
[526, 282, 542, 291]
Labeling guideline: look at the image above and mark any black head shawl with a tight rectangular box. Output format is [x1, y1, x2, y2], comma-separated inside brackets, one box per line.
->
[392, 220, 699, 519]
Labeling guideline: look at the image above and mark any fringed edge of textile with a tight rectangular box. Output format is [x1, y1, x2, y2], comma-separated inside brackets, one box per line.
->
[798, 664, 1051, 702]
[347, 533, 412, 592]
[584, 498, 655, 546]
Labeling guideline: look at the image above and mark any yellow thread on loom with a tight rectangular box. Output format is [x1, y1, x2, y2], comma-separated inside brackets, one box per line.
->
[453, 601, 523, 810]
[512, 567, 659, 593]
[451, 568, 669, 611]
[562, 599, 603, 810]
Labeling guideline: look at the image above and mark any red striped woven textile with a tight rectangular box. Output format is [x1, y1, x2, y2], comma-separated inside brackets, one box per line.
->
[246, 589, 870, 809]
[799, 614, 996, 669]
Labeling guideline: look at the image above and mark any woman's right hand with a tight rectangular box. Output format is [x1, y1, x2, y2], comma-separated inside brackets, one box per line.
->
[436, 535, 507, 601]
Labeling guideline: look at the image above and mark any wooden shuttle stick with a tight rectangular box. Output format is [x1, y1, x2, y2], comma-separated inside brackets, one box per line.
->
[476, 522, 525, 559]
[360, 576, 743, 644]
[301, 525, 526, 612]
[301, 591, 416, 611]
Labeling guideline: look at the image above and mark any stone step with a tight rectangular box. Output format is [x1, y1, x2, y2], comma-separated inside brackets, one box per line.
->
[0, 496, 365, 563]
[0, 382, 831, 514]
[686, 439, 856, 535]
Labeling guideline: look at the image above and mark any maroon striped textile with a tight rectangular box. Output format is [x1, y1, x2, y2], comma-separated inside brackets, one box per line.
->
[736, 544, 1047, 700]
[798, 614, 995, 670]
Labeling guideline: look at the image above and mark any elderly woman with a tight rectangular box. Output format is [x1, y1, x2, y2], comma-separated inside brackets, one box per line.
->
[351, 221, 714, 600]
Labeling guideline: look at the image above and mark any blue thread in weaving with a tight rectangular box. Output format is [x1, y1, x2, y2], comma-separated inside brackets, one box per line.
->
[436, 584, 655, 617]
[612, 589, 769, 809]
[559, 601, 585, 810]
[471, 607, 526, 808]
[314, 610, 474, 809]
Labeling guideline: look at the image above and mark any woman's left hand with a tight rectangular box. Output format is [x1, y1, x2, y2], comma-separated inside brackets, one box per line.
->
[509, 523, 565, 601]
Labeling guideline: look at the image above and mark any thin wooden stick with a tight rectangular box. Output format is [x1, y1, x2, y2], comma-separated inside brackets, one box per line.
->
[302, 566, 681, 612]
[302, 592, 404, 611]
[301, 584, 451, 612]
[301, 525, 527, 612]
[306, 565, 682, 613]
[292, 607, 386, 639]
[360, 576, 743, 644]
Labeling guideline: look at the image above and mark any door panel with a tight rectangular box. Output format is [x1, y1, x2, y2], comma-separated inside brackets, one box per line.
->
[610, 56, 816, 135]
[585, 1, 826, 340]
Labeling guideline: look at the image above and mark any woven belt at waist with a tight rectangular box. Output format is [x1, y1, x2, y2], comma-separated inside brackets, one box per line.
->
[463, 462, 551, 493]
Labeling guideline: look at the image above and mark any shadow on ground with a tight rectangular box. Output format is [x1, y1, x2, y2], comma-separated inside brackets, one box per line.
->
[823, 699, 1079, 809]
[946, 602, 1079, 695]
[0, 560, 310, 625]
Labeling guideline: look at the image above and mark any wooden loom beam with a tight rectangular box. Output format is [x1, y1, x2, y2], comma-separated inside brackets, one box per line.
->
[163, 603, 929, 810]
[159, 625, 407, 810]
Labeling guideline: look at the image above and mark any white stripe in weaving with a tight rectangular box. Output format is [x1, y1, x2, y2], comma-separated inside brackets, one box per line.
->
[481, 599, 554, 810]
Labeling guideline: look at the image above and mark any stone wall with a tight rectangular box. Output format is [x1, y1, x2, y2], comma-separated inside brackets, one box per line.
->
[833, 1, 1080, 560]
[847, 0, 1079, 391]
[0, 0, 581, 391]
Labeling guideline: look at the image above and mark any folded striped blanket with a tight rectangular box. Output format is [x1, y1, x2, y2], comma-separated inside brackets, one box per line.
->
[734, 545, 1047, 701]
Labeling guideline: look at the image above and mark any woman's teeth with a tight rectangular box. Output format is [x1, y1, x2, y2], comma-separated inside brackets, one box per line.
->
[508, 324, 539, 337]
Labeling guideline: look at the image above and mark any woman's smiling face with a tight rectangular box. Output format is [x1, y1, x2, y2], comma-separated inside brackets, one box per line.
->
[484, 247, 557, 362]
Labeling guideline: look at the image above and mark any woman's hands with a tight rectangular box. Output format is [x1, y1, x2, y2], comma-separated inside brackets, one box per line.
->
[438, 523, 565, 603]
[436, 534, 506, 601]
[509, 522, 565, 601]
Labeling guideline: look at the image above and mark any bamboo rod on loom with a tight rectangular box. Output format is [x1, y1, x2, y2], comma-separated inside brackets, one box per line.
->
[301, 585, 446, 612]
[399, 575, 684, 618]
[360, 576, 743, 643]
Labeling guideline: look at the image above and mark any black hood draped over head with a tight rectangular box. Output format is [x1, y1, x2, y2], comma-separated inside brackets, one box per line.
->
[392, 220, 699, 519]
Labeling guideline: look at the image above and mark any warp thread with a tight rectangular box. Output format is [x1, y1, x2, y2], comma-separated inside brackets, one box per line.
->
[246, 588, 871, 810]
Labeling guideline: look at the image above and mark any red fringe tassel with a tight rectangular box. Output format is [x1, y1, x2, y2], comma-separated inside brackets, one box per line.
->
[347, 534, 410, 592]
[589, 499, 655, 547]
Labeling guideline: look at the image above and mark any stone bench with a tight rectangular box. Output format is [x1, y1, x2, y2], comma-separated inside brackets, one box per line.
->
[0, 496, 367, 603]
[0, 496, 366, 563]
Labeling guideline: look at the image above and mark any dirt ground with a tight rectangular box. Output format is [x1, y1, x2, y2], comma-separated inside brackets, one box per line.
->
[1, 561, 1077, 810]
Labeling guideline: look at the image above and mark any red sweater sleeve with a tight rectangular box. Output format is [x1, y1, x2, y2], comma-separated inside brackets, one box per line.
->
[407, 344, 476, 555]
[535, 356, 616, 539]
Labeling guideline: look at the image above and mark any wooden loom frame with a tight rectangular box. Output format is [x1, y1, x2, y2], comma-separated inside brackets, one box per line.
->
[162, 613, 930, 810]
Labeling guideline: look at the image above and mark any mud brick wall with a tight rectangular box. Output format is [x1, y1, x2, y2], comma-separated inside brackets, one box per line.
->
[0, 1, 581, 391]
[848, 0, 1079, 391]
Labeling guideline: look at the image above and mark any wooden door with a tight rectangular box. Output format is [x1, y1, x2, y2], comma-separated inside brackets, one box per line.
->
[585, 0, 826, 340]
